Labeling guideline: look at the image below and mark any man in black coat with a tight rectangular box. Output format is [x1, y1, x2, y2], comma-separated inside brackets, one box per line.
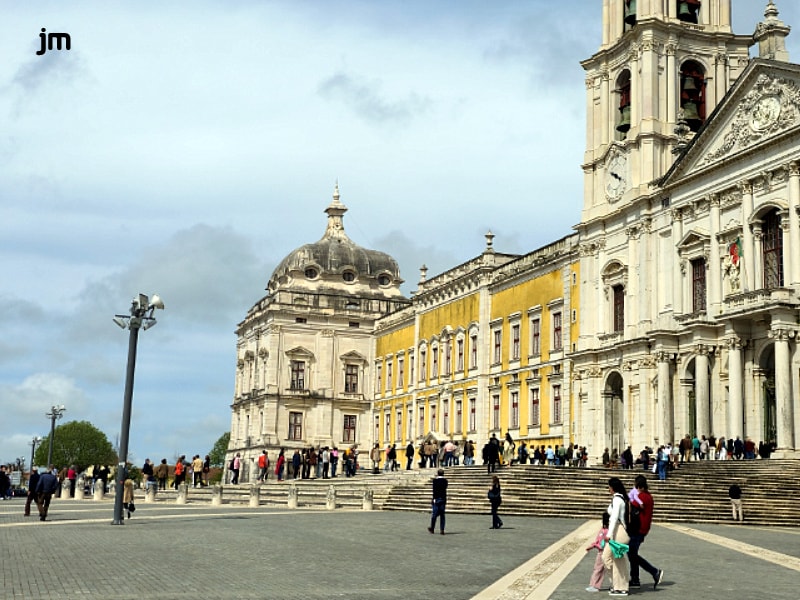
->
[36, 466, 60, 521]
[405, 442, 415, 470]
[24, 467, 40, 516]
[427, 469, 448, 535]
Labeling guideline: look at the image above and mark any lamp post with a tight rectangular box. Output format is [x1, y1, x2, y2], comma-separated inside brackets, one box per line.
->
[45, 405, 66, 467]
[29, 436, 42, 484]
[111, 293, 164, 525]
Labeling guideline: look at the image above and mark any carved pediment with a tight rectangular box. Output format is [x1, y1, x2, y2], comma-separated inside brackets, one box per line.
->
[340, 350, 367, 365]
[285, 346, 315, 361]
[664, 62, 800, 185]
[676, 229, 710, 251]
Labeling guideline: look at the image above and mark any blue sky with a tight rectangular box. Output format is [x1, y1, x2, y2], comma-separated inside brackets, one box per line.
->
[1, 1, 797, 467]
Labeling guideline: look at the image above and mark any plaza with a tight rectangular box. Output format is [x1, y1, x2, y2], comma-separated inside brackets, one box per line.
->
[1, 496, 798, 599]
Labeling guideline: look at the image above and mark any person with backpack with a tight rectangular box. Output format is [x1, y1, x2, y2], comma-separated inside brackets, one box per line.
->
[628, 475, 664, 590]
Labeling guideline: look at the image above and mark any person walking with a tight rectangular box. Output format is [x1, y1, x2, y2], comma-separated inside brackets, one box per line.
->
[488, 475, 503, 529]
[24, 467, 40, 516]
[192, 455, 204, 487]
[35, 466, 60, 521]
[141, 458, 154, 490]
[585, 512, 610, 592]
[123, 477, 136, 519]
[230, 453, 241, 484]
[427, 469, 448, 535]
[257, 450, 269, 482]
[603, 477, 631, 596]
[405, 441, 415, 470]
[729, 483, 743, 522]
[628, 475, 664, 590]
[154, 459, 169, 490]
[275, 448, 286, 481]
[486, 435, 500, 474]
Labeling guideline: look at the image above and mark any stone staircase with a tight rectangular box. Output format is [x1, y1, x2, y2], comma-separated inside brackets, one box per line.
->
[381, 460, 800, 526]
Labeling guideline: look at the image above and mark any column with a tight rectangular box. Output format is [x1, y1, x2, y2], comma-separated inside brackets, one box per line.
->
[626, 226, 639, 334]
[694, 345, 710, 437]
[600, 71, 610, 149]
[781, 211, 791, 287]
[772, 327, 794, 449]
[726, 335, 744, 440]
[740, 181, 755, 292]
[639, 220, 652, 325]
[788, 162, 800, 286]
[709, 195, 721, 313]
[672, 209, 684, 313]
[657, 351, 674, 444]
[752, 223, 764, 290]
[665, 44, 677, 124]
[597, 239, 607, 334]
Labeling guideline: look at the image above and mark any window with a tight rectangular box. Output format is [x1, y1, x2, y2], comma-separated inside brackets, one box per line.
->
[613, 285, 625, 332]
[345, 364, 359, 393]
[432, 347, 439, 378]
[343, 415, 356, 443]
[530, 388, 540, 426]
[510, 391, 519, 429]
[396, 410, 403, 440]
[677, 0, 700, 24]
[295, 317, 307, 324]
[343, 270, 356, 282]
[349, 321, 359, 328]
[290, 360, 305, 390]
[469, 397, 476, 432]
[376, 363, 382, 392]
[680, 60, 706, 132]
[407, 407, 413, 440]
[419, 406, 425, 435]
[304, 267, 318, 279]
[511, 324, 520, 360]
[398, 357, 404, 389]
[457, 339, 464, 372]
[289, 412, 303, 440]
[420, 349, 427, 382]
[624, 0, 636, 28]
[553, 385, 562, 424]
[409, 354, 415, 383]
[455, 400, 462, 434]
[493, 330, 502, 363]
[552, 313, 563, 351]
[443, 400, 449, 435]
[430, 403, 437, 432]
[616, 70, 632, 137]
[470, 335, 478, 368]
[763, 210, 784, 289]
[531, 318, 541, 355]
[378, 274, 391, 286]
[387, 361, 393, 391]
[492, 395, 500, 430]
[374, 414, 380, 441]
[385, 411, 391, 441]
[691, 257, 707, 313]
[444, 342, 451, 375]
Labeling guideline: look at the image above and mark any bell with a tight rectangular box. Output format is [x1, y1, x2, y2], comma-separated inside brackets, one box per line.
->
[624, 0, 637, 25]
[682, 77, 698, 92]
[678, 1, 695, 22]
[617, 104, 631, 133]
[682, 101, 702, 130]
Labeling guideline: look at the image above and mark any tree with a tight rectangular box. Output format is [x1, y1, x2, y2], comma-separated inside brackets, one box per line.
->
[34, 420, 117, 471]
[209, 431, 230, 467]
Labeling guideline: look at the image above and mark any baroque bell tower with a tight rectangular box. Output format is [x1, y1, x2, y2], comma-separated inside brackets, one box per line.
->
[580, 0, 752, 223]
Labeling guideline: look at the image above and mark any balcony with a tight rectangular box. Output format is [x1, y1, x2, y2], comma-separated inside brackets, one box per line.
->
[722, 287, 799, 318]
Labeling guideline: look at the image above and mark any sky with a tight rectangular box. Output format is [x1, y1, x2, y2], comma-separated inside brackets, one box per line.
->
[2, 1, 798, 468]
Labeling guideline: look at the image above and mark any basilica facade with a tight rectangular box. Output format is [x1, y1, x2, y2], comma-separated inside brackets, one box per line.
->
[228, 1, 800, 473]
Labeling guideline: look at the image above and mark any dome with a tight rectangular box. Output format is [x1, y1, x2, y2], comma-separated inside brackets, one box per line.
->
[267, 185, 404, 296]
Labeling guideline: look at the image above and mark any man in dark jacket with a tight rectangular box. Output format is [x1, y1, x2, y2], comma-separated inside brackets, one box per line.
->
[24, 467, 40, 516]
[427, 469, 448, 535]
[36, 466, 60, 521]
[405, 442, 415, 470]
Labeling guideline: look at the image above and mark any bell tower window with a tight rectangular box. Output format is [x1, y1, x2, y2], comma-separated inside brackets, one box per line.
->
[677, 0, 701, 24]
[762, 210, 784, 289]
[616, 71, 632, 138]
[680, 61, 706, 132]
[623, 0, 637, 31]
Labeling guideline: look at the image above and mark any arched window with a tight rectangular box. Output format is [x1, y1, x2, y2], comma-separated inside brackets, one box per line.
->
[680, 61, 706, 132]
[616, 70, 632, 137]
[762, 209, 784, 289]
[677, 0, 701, 24]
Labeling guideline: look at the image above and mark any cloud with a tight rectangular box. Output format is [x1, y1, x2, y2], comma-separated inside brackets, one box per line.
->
[318, 71, 431, 124]
[9, 50, 91, 116]
[0, 373, 91, 421]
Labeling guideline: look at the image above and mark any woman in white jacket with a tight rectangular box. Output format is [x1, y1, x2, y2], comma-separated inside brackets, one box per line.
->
[603, 477, 631, 597]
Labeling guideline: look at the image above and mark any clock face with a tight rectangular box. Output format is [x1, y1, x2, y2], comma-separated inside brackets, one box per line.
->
[750, 96, 780, 132]
[605, 153, 628, 201]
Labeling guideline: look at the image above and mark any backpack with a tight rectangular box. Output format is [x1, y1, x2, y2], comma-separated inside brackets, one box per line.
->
[229, 458, 236, 470]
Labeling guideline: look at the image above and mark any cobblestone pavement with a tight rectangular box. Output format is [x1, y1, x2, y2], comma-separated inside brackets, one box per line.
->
[1, 497, 798, 599]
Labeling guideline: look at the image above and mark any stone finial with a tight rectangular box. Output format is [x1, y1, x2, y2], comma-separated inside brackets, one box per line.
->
[754, 1, 791, 62]
[323, 182, 350, 240]
[673, 108, 692, 155]
[484, 230, 495, 252]
[419, 264, 428, 284]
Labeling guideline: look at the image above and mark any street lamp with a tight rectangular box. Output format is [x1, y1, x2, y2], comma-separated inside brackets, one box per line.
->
[111, 293, 164, 525]
[45, 405, 66, 467]
[29, 436, 42, 485]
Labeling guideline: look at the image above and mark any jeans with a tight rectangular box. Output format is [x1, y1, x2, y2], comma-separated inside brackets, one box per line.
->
[657, 460, 668, 480]
[628, 534, 658, 583]
[430, 499, 446, 532]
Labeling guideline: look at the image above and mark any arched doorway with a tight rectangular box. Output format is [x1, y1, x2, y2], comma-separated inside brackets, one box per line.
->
[758, 345, 777, 444]
[604, 372, 625, 455]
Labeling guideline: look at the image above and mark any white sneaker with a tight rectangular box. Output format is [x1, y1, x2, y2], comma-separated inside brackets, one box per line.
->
[586, 586, 600, 592]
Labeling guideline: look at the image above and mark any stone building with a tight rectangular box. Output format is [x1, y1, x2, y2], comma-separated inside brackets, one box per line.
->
[574, 0, 800, 458]
[227, 186, 410, 479]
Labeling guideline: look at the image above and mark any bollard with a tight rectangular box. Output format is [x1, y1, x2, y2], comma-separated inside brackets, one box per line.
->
[176, 483, 189, 505]
[211, 485, 223, 507]
[362, 488, 374, 511]
[94, 483, 105, 501]
[145, 484, 156, 503]
[287, 484, 298, 509]
[75, 476, 85, 501]
[60, 480, 70, 499]
[326, 485, 336, 510]
[249, 484, 260, 508]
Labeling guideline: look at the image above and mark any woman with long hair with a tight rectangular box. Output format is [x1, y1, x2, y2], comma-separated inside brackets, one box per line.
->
[603, 477, 631, 597]
[488, 475, 503, 529]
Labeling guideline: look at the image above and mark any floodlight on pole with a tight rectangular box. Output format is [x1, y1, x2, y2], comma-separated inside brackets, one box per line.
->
[111, 293, 164, 526]
[45, 405, 66, 468]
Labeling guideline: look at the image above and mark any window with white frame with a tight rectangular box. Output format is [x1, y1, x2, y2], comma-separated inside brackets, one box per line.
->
[553, 384, 562, 424]
[374, 414, 380, 441]
[443, 400, 449, 434]
[343, 415, 356, 443]
[510, 391, 519, 429]
[419, 406, 425, 435]
[457, 338, 464, 372]
[531, 317, 541, 356]
[409, 354, 415, 383]
[407, 406, 413, 440]
[289, 411, 303, 440]
[430, 402, 437, 432]
[492, 394, 500, 430]
[552, 312, 562, 351]
[444, 341, 451, 375]
[386, 360, 393, 392]
[398, 356, 405, 389]
[420, 348, 427, 382]
[290, 360, 305, 390]
[384, 411, 391, 441]
[455, 399, 462, 434]
[396, 410, 403, 440]
[470, 334, 478, 369]
[493, 329, 502, 364]
[469, 397, 476, 432]
[530, 388, 540, 426]
[376, 363, 382, 392]
[432, 347, 439, 378]
[344, 364, 359, 393]
[511, 323, 521, 360]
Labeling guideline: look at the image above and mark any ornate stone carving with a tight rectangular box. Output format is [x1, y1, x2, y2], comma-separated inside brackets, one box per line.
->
[588, 366, 603, 379]
[725, 336, 743, 351]
[639, 355, 657, 369]
[656, 351, 672, 363]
